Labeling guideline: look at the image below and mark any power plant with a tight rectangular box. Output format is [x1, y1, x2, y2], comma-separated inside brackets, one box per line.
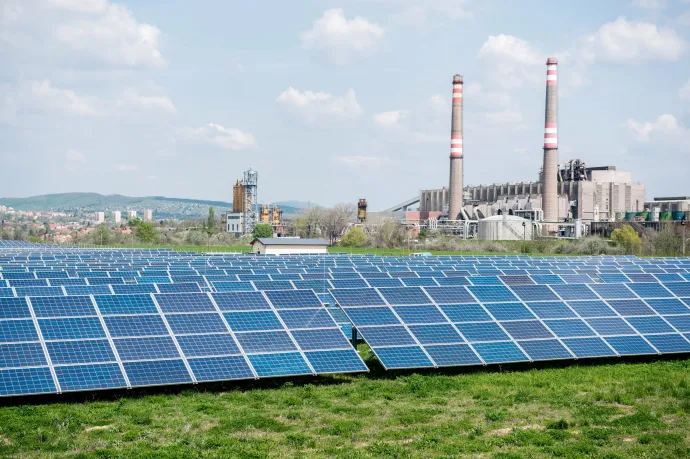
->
[222, 168, 284, 236]
[372, 58, 648, 240]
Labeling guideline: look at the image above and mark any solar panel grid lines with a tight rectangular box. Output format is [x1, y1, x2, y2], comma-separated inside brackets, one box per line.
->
[148, 295, 197, 384]
[23, 297, 61, 393]
[87, 294, 131, 389]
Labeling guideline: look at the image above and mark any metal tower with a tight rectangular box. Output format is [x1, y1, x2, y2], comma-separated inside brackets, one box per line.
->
[243, 168, 258, 235]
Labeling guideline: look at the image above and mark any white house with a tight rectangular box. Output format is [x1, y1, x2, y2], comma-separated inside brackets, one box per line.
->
[250, 238, 329, 255]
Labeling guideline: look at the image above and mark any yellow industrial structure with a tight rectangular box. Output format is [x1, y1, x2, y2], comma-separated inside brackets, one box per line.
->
[358, 199, 368, 223]
[259, 204, 283, 225]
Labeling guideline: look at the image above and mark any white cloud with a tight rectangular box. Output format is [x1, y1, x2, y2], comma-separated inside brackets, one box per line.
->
[48, 0, 108, 13]
[300, 9, 384, 64]
[483, 109, 523, 124]
[112, 163, 138, 172]
[277, 87, 362, 122]
[583, 17, 686, 62]
[182, 123, 257, 151]
[117, 89, 176, 114]
[631, 0, 665, 8]
[373, 110, 409, 129]
[65, 149, 85, 162]
[54, 2, 166, 68]
[680, 79, 690, 100]
[30, 80, 96, 115]
[479, 34, 542, 66]
[625, 114, 682, 141]
[428, 94, 448, 113]
[335, 155, 389, 167]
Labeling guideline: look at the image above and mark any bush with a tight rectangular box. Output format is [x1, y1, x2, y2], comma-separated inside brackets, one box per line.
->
[185, 230, 207, 246]
[340, 227, 367, 247]
[611, 224, 641, 254]
[252, 224, 273, 238]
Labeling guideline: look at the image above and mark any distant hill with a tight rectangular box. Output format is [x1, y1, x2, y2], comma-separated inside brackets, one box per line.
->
[274, 200, 320, 210]
[0, 193, 303, 219]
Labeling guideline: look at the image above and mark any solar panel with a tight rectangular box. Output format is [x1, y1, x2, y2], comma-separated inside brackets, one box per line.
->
[155, 293, 216, 313]
[467, 286, 518, 303]
[423, 287, 476, 304]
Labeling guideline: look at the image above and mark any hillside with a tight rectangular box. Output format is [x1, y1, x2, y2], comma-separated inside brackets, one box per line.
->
[0, 193, 303, 219]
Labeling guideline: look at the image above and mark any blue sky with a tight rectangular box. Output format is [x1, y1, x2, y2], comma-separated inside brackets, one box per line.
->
[1, 0, 689, 209]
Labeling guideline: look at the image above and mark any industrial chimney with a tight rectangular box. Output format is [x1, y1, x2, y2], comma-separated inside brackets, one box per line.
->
[542, 58, 558, 231]
[448, 74, 463, 221]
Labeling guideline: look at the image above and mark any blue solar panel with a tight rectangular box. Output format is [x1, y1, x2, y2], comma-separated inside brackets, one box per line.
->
[0, 342, 47, 367]
[31, 296, 96, 317]
[265, 290, 321, 309]
[158, 283, 202, 293]
[519, 339, 572, 360]
[235, 331, 297, 353]
[467, 286, 518, 303]
[439, 304, 492, 322]
[366, 278, 404, 288]
[663, 282, 690, 297]
[248, 352, 311, 377]
[358, 326, 416, 346]
[176, 334, 240, 357]
[455, 322, 510, 342]
[373, 346, 433, 369]
[408, 324, 464, 344]
[224, 311, 283, 332]
[0, 288, 15, 298]
[213, 281, 255, 292]
[526, 301, 577, 319]
[434, 277, 471, 286]
[484, 303, 535, 321]
[0, 298, 30, 319]
[551, 284, 599, 300]
[472, 342, 529, 364]
[627, 283, 673, 298]
[645, 298, 690, 315]
[47, 339, 116, 365]
[166, 313, 228, 334]
[531, 275, 565, 285]
[39, 317, 105, 340]
[501, 321, 554, 340]
[377, 287, 431, 305]
[330, 288, 385, 306]
[124, 359, 192, 387]
[305, 349, 369, 373]
[0, 320, 39, 343]
[626, 316, 674, 334]
[188, 356, 254, 381]
[627, 274, 657, 283]
[588, 284, 637, 299]
[277, 309, 336, 329]
[664, 316, 690, 332]
[155, 293, 216, 313]
[544, 319, 595, 338]
[0, 367, 56, 395]
[500, 275, 535, 286]
[212, 292, 270, 311]
[607, 299, 655, 316]
[111, 284, 157, 295]
[586, 318, 636, 336]
[291, 328, 351, 350]
[567, 300, 617, 318]
[94, 294, 158, 315]
[510, 285, 558, 302]
[66, 285, 112, 296]
[114, 337, 181, 360]
[470, 276, 503, 286]
[644, 334, 690, 353]
[604, 336, 656, 355]
[253, 281, 295, 291]
[423, 286, 476, 304]
[16, 287, 65, 297]
[393, 305, 446, 324]
[104, 315, 169, 337]
[330, 279, 369, 289]
[424, 344, 481, 366]
[342, 307, 401, 326]
[55, 363, 127, 391]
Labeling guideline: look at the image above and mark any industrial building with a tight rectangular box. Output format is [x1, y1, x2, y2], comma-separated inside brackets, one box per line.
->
[221, 168, 258, 237]
[250, 238, 329, 255]
[375, 59, 648, 240]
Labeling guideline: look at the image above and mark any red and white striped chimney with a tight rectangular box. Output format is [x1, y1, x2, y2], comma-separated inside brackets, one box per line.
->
[448, 74, 463, 221]
[542, 58, 558, 229]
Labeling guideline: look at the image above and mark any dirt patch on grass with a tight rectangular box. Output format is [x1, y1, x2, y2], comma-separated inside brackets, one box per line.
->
[2, 437, 12, 445]
[85, 425, 114, 433]
[489, 428, 513, 436]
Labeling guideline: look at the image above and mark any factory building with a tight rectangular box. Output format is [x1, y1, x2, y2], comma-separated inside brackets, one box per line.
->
[250, 238, 329, 255]
[420, 161, 645, 223]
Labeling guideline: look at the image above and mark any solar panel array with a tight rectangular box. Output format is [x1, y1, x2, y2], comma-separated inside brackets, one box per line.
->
[1, 242, 689, 396]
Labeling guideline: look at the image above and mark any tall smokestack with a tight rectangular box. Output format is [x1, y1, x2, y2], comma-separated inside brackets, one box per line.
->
[542, 58, 558, 230]
[448, 74, 463, 221]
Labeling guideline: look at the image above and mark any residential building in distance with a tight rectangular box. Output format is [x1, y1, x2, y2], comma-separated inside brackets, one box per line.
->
[128, 211, 137, 219]
[143, 209, 153, 221]
[113, 211, 121, 224]
[96, 212, 105, 223]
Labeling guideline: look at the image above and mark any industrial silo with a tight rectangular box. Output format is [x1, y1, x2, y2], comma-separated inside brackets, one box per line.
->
[478, 215, 534, 241]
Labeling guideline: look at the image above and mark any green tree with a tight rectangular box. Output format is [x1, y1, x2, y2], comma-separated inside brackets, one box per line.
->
[611, 224, 641, 254]
[93, 224, 113, 245]
[135, 222, 159, 244]
[252, 224, 273, 238]
[207, 206, 216, 234]
[340, 227, 367, 247]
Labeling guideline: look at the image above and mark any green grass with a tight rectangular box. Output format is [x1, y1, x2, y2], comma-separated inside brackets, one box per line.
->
[1, 357, 689, 458]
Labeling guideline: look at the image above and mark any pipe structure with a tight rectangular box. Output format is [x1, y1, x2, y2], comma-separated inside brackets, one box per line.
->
[448, 74, 463, 221]
[542, 57, 558, 232]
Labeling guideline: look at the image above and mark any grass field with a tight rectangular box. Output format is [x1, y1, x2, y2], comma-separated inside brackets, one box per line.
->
[1, 353, 689, 458]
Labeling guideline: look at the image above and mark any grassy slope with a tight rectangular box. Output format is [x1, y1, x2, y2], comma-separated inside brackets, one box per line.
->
[0, 356, 688, 458]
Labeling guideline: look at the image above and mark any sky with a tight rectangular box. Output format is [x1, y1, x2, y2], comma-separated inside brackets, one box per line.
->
[1, 0, 690, 209]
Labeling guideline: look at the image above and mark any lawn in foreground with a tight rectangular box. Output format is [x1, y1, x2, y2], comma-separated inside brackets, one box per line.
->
[0, 358, 689, 458]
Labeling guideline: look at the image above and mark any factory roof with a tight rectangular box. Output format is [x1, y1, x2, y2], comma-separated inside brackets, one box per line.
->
[251, 238, 330, 246]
